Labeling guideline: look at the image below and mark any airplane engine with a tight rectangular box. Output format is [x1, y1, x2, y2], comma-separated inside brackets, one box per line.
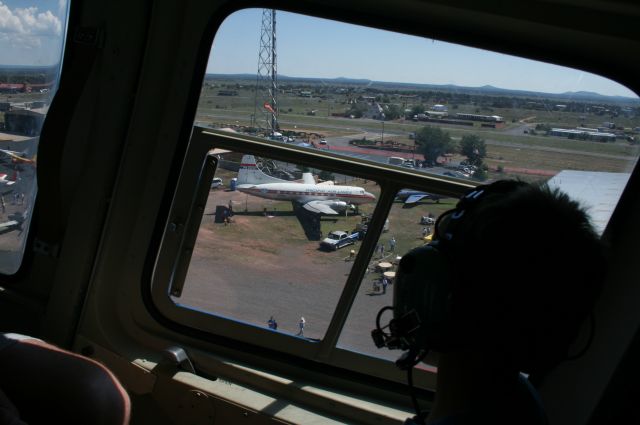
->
[329, 201, 348, 211]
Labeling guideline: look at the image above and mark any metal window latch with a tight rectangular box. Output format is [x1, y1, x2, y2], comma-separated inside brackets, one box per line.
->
[73, 26, 104, 49]
[162, 346, 196, 374]
[33, 238, 60, 258]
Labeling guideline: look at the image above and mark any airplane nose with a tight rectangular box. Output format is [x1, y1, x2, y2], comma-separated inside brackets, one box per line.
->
[365, 191, 376, 201]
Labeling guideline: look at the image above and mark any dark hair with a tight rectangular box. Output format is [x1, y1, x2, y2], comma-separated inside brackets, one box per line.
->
[448, 180, 606, 378]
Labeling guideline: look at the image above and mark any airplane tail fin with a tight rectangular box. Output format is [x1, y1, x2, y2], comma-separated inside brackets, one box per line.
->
[237, 155, 288, 185]
[301, 172, 315, 185]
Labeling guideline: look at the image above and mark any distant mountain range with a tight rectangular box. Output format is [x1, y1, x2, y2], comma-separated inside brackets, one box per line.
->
[206, 73, 639, 104]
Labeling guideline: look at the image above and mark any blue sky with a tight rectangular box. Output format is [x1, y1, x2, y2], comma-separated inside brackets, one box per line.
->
[208, 9, 637, 98]
[0, 0, 67, 66]
[0, 4, 634, 98]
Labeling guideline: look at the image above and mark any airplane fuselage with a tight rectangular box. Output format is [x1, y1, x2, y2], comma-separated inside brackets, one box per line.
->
[238, 183, 376, 205]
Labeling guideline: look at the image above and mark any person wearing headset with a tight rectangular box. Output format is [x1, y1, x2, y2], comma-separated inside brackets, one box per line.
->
[373, 180, 606, 425]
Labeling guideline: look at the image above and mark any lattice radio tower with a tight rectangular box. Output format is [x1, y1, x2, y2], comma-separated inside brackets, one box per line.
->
[253, 9, 278, 134]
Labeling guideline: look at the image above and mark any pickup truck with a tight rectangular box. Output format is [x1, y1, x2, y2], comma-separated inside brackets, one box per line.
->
[420, 216, 435, 225]
[320, 230, 360, 251]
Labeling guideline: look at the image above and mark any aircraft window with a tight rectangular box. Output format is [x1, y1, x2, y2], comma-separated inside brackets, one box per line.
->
[155, 6, 640, 387]
[152, 127, 463, 387]
[0, 0, 70, 274]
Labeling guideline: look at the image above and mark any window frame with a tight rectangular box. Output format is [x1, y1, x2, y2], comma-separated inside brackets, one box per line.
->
[0, 3, 72, 279]
[151, 126, 473, 387]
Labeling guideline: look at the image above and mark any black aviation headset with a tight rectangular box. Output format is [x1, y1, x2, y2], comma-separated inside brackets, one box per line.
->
[371, 181, 524, 363]
[371, 181, 535, 424]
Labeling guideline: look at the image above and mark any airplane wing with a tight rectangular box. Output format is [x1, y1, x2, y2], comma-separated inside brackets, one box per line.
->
[302, 200, 339, 215]
[405, 194, 429, 204]
[404, 193, 442, 204]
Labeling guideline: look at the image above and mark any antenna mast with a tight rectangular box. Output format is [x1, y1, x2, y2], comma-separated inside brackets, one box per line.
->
[254, 9, 278, 135]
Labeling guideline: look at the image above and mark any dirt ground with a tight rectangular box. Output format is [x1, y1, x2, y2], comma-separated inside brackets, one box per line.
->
[177, 179, 454, 361]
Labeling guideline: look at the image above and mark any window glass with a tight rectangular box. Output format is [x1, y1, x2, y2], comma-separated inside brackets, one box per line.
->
[175, 150, 381, 339]
[201, 9, 639, 234]
[0, 0, 70, 274]
[337, 189, 452, 361]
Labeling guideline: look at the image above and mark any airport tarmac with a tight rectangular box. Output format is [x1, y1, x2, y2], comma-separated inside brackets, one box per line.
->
[0, 135, 37, 273]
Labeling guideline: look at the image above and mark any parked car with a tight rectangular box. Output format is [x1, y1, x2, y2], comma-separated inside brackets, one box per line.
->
[444, 171, 469, 179]
[420, 216, 435, 225]
[211, 177, 223, 188]
[319, 230, 359, 251]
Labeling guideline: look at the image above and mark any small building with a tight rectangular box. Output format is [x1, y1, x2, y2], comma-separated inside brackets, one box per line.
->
[549, 127, 616, 142]
[4, 109, 46, 136]
[0, 83, 24, 93]
[367, 103, 385, 120]
[426, 111, 448, 118]
[455, 113, 504, 122]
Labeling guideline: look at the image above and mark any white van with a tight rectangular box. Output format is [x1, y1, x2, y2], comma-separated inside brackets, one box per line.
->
[211, 177, 223, 188]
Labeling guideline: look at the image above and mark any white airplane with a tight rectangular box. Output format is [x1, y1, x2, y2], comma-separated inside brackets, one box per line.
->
[0, 173, 16, 186]
[236, 155, 376, 214]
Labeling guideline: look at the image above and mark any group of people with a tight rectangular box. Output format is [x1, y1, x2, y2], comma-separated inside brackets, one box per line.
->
[266, 316, 306, 336]
[376, 236, 397, 258]
[0, 193, 23, 214]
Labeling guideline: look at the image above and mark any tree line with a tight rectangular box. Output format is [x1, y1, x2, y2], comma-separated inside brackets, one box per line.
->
[415, 126, 488, 180]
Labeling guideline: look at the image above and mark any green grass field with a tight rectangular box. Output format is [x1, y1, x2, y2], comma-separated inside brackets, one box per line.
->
[198, 83, 640, 178]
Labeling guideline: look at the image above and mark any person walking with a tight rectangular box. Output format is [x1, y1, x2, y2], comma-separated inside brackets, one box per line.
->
[389, 236, 396, 252]
[267, 316, 277, 330]
[298, 317, 306, 336]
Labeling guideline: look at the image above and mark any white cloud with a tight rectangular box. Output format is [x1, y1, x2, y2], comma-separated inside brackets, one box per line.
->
[16, 8, 61, 35]
[0, 2, 62, 38]
[0, 3, 25, 33]
[0, 2, 65, 64]
[0, 31, 41, 48]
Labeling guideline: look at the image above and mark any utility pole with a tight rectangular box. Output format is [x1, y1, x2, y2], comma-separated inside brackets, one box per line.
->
[412, 139, 416, 161]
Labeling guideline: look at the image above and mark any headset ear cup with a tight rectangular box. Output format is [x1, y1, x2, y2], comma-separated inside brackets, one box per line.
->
[394, 243, 453, 351]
